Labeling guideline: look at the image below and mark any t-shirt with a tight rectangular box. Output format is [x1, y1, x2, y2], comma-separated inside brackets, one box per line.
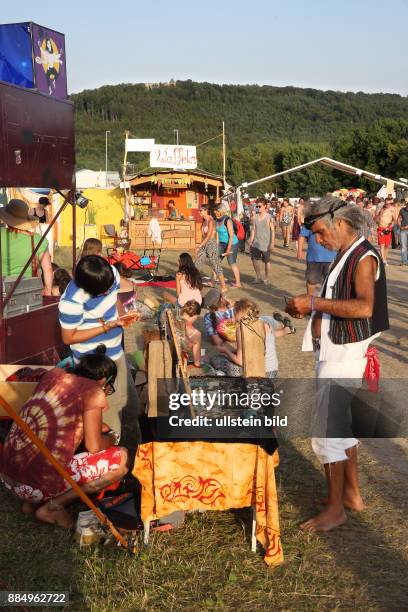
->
[204, 307, 235, 337]
[253, 215, 272, 251]
[1, 368, 107, 498]
[58, 266, 123, 362]
[0, 228, 48, 277]
[216, 218, 238, 246]
[300, 226, 336, 263]
[399, 207, 408, 227]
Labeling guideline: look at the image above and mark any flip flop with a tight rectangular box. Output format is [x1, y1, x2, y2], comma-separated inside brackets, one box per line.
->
[283, 317, 296, 333]
[273, 312, 285, 324]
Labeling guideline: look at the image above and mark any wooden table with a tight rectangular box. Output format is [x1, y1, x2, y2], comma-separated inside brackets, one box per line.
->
[133, 440, 283, 567]
[129, 219, 197, 251]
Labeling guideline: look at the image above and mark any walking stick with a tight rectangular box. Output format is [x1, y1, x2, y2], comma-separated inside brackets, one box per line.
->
[0, 395, 129, 550]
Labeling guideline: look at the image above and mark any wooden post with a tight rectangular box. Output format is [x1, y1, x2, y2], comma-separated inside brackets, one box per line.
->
[240, 319, 266, 378]
[147, 340, 173, 417]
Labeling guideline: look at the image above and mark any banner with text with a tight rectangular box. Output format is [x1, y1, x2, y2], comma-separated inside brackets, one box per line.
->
[150, 145, 197, 169]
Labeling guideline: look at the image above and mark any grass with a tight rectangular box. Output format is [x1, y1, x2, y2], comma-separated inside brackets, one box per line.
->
[1, 247, 407, 611]
[1, 439, 407, 611]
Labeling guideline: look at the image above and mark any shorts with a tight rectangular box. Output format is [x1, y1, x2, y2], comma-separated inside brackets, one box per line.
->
[251, 246, 271, 263]
[306, 261, 331, 285]
[377, 226, 392, 247]
[1, 447, 122, 503]
[219, 242, 239, 265]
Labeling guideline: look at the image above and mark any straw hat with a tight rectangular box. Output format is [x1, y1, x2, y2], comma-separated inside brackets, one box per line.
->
[0, 199, 38, 231]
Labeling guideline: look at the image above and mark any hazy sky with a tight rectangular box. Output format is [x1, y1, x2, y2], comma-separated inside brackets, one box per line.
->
[3, 0, 408, 95]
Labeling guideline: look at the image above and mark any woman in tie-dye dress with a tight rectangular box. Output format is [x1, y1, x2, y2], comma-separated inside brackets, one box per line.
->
[0, 347, 128, 528]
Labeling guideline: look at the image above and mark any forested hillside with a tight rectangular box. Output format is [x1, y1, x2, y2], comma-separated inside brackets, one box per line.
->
[71, 80, 408, 195]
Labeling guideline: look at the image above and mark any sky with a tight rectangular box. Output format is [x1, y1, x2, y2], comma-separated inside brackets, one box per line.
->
[2, 0, 408, 96]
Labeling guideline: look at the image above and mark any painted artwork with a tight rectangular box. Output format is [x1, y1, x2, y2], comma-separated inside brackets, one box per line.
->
[32, 24, 67, 99]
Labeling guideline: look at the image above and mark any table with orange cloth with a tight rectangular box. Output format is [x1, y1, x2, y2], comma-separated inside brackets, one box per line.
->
[133, 441, 283, 567]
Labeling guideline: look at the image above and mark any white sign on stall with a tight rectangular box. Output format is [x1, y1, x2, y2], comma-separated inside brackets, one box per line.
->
[150, 145, 197, 169]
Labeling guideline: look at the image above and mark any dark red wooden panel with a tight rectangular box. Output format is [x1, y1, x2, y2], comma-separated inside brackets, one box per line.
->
[0, 81, 75, 189]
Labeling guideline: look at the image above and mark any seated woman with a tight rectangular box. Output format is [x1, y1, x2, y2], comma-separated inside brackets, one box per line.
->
[163, 252, 203, 309]
[180, 300, 202, 367]
[203, 289, 236, 347]
[0, 346, 128, 529]
[210, 299, 293, 378]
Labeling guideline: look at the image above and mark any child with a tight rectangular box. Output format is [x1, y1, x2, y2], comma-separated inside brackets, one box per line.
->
[80, 238, 103, 258]
[203, 289, 236, 347]
[51, 267, 72, 296]
[118, 219, 130, 250]
[163, 252, 203, 308]
[180, 300, 202, 367]
[210, 298, 293, 378]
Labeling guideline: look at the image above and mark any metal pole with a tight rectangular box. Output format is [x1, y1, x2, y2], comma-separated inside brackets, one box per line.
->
[0, 223, 5, 362]
[72, 193, 77, 274]
[105, 130, 110, 188]
[123, 130, 129, 222]
[222, 121, 226, 187]
[174, 129, 179, 145]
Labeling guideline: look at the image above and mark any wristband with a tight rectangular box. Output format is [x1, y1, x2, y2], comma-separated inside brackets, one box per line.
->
[105, 428, 121, 446]
[100, 318, 109, 333]
[310, 296, 315, 311]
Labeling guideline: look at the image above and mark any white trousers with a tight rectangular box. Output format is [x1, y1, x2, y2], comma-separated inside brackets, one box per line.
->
[312, 358, 366, 464]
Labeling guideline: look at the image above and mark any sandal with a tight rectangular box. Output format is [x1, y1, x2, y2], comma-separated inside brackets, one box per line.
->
[283, 317, 296, 334]
[273, 312, 285, 324]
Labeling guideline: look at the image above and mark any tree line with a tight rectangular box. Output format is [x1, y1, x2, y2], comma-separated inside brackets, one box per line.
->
[71, 80, 408, 196]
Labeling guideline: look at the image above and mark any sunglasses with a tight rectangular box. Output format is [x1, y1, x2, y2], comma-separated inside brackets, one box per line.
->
[304, 201, 347, 230]
[102, 375, 116, 396]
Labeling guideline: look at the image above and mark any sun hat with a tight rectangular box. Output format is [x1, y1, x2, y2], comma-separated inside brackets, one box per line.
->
[0, 199, 38, 232]
[203, 288, 222, 309]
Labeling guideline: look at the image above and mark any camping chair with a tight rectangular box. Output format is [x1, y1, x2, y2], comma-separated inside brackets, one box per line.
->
[107, 250, 161, 278]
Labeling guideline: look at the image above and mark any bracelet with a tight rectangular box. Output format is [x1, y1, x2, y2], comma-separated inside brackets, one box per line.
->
[100, 318, 109, 333]
[310, 296, 315, 311]
[105, 428, 121, 445]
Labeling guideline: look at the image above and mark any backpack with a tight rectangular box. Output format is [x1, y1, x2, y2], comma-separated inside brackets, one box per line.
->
[224, 217, 245, 241]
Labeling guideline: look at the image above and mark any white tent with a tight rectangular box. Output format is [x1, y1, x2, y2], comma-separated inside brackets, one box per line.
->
[240, 156, 408, 192]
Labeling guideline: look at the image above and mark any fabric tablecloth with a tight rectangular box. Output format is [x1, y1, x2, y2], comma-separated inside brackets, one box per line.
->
[133, 441, 283, 566]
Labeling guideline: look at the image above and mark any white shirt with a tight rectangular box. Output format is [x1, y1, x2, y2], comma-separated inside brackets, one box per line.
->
[302, 236, 381, 362]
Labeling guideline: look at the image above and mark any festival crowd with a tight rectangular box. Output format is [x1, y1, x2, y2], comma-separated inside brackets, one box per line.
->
[0, 188, 404, 534]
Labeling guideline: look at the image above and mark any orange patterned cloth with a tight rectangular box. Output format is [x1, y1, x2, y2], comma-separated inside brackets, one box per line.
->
[133, 441, 283, 566]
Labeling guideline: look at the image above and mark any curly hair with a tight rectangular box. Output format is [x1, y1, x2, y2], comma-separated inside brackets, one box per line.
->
[181, 300, 202, 317]
[233, 299, 260, 321]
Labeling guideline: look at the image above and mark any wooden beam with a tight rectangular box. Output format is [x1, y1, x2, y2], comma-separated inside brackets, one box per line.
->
[240, 320, 266, 378]
[147, 340, 173, 417]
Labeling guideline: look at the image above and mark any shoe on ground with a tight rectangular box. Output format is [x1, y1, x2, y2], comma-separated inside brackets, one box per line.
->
[251, 277, 263, 284]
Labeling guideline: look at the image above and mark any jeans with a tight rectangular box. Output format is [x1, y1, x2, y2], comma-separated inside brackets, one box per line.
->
[401, 229, 408, 264]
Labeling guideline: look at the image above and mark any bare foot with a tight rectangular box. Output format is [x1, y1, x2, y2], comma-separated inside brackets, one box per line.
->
[314, 493, 365, 512]
[300, 506, 347, 532]
[21, 501, 39, 514]
[35, 503, 74, 529]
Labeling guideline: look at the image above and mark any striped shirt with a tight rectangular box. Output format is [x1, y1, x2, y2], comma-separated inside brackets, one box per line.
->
[58, 266, 123, 362]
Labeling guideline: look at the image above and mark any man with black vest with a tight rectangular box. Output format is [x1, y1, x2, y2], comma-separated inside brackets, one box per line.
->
[286, 196, 389, 532]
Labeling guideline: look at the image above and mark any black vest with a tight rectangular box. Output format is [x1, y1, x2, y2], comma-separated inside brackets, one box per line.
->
[329, 240, 389, 344]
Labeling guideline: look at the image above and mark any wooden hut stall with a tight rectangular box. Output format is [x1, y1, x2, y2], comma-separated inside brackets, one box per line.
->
[127, 169, 223, 251]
